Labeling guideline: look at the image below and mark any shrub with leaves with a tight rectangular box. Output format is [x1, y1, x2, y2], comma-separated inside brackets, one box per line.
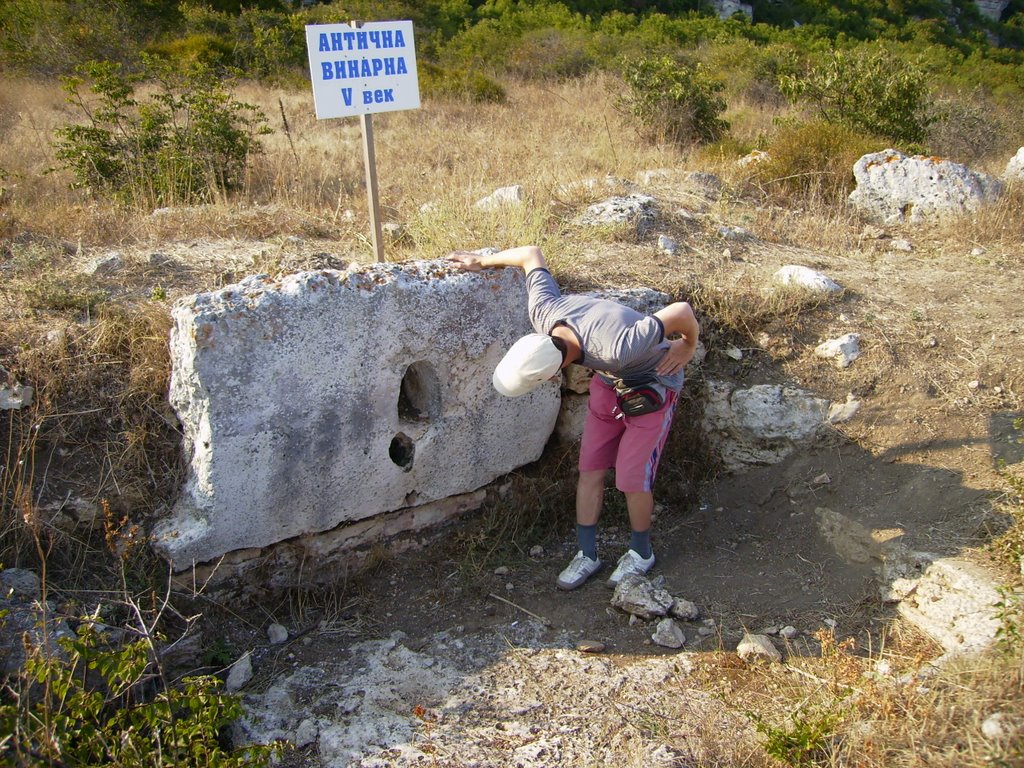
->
[616, 54, 729, 146]
[419, 62, 507, 104]
[751, 119, 884, 204]
[0, 622, 277, 766]
[53, 58, 270, 208]
[779, 48, 934, 145]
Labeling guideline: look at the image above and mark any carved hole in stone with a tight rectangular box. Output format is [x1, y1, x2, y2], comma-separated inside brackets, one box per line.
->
[398, 361, 441, 422]
[389, 432, 415, 471]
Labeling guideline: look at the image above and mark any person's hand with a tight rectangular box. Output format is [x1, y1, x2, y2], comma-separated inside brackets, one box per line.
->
[655, 338, 696, 376]
[447, 251, 485, 271]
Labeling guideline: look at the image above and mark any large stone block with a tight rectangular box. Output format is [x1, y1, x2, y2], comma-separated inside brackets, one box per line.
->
[153, 261, 559, 568]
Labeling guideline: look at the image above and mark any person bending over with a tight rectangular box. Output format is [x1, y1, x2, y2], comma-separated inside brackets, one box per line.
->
[449, 245, 700, 590]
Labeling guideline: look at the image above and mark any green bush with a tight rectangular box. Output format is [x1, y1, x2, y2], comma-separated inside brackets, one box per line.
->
[0, 622, 277, 766]
[615, 53, 729, 146]
[0, 0, 181, 75]
[145, 33, 234, 70]
[419, 61, 507, 103]
[926, 94, 1010, 165]
[779, 47, 934, 144]
[507, 27, 597, 80]
[439, 1, 591, 75]
[750, 119, 883, 203]
[53, 58, 270, 208]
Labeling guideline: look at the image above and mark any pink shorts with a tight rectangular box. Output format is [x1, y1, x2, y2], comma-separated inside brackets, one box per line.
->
[578, 376, 678, 493]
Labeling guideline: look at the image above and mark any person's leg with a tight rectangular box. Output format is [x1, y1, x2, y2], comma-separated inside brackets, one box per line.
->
[575, 469, 605, 560]
[576, 469, 606, 526]
[557, 377, 621, 590]
[575, 376, 623, 539]
[624, 491, 654, 559]
[606, 391, 678, 586]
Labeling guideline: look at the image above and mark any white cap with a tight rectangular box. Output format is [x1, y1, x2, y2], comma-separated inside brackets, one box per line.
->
[492, 333, 562, 397]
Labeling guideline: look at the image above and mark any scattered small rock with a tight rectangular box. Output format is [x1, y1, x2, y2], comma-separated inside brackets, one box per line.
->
[0, 568, 41, 600]
[82, 251, 124, 276]
[814, 333, 861, 369]
[267, 623, 289, 645]
[981, 712, 1022, 741]
[382, 221, 404, 241]
[737, 149, 769, 167]
[493, 566, 510, 576]
[828, 394, 861, 424]
[576, 194, 658, 236]
[657, 234, 679, 255]
[669, 598, 700, 621]
[528, 545, 544, 557]
[611, 575, 675, 620]
[889, 238, 914, 252]
[575, 639, 606, 653]
[474, 185, 524, 210]
[652, 619, 686, 649]
[737, 633, 782, 663]
[0, 383, 33, 410]
[718, 225, 754, 241]
[774, 265, 843, 294]
[723, 346, 743, 361]
[1003, 146, 1024, 183]
[225, 651, 254, 692]
[780, 626, 800, 640]
[294, 718, 320, 748]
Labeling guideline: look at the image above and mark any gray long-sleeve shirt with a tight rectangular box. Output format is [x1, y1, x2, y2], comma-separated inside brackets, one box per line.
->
[526, 268, 685, 392]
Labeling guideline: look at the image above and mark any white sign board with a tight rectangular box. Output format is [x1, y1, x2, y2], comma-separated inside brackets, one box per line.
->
[306, 20, 420, 119]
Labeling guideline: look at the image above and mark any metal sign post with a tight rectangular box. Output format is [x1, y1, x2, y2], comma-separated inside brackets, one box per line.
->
[305, 19, 420, 263]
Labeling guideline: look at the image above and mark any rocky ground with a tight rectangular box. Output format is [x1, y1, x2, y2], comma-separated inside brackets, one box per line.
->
[149, 190, 1023, 765]
[6, 171, 1023, 766]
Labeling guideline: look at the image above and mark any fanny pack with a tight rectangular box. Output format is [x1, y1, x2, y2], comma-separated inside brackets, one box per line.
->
[612, 379, 667, 417]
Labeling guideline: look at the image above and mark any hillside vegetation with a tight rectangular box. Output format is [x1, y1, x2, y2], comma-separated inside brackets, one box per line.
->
[1, 1, 1023, 767]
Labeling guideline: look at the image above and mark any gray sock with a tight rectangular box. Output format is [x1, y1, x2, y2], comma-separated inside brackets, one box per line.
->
[629, 528, 652, 559]
[576, 524, 598, 561]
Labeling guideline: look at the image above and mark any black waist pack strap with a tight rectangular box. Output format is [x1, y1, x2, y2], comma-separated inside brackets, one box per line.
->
[611, 377, 667, 417]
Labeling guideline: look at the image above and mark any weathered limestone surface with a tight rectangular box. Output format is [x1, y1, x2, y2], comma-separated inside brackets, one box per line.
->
[153, 261, 559, 568]
[702, 382, 831, 472]
[848, 149, 1003, 224]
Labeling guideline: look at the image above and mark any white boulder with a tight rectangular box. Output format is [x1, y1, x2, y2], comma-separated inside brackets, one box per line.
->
[702, 381, 830, 472]
[774, 265, 842, 294]
[576, 194, 658, 236]
[814, 333, 862, 368]
[1004, 147, 1024, 183]
[737, 633, 781, 663]
[474, 185, 524, 210]
[848, 149, 1003, 224]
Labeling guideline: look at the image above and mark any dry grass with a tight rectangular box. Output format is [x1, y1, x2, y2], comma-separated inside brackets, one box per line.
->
[2, 71, 1024, 768]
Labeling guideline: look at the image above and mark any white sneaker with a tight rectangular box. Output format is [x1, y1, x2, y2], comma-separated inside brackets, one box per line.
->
[556, 550, 601, 591]
[607, 549, 655, 588]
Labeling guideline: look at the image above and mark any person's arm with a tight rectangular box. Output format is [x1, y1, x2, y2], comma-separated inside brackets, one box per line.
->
[653, 302, 700, 376]
[447, 245, 547, 275]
